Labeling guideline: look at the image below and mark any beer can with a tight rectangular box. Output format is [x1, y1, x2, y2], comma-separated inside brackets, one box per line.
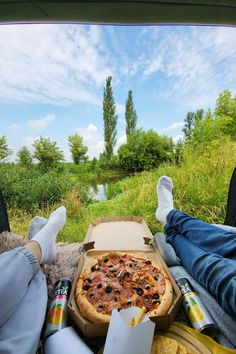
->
[176, 277, 218, 337]
[44, 278, 72, 338]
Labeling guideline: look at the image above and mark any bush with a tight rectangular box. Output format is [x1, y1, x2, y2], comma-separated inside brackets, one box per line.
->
[118, 129, 174, 172]
[0, 165, 74, 212]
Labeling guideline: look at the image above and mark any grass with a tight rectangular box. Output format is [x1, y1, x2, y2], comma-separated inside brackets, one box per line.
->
[9, 137, 236, 243]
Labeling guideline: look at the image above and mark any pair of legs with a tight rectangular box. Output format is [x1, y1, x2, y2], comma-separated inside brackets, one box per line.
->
[156, 177, 236, 320]
[0, 206, 66, 354]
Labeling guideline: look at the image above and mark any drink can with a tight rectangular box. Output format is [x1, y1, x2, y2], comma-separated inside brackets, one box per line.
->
[44, 278, 72, 338]
[176, 277, 218, 337]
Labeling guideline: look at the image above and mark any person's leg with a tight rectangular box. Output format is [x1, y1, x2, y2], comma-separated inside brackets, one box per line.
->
[0, 246, 47, 354]
[167, 209, 236, 259]
[0, 246, 43, 327]
[0, 206, 66, 354]
[165, 224, 236, 320]
[156, 176, 236, 259]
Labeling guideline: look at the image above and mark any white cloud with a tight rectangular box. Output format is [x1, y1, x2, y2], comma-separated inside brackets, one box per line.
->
[27, 114, 55, 130]
[144, 56, 162, 76]
[173, 134, 184, 144]
[22, 136, 39, 147]
[140, 27, 236, 109]
[86, 124, 98, 133]
[76, 123, 104, 158]
[160, 121, 184, 133]
[116, 103, 125, 115]
[0, 25, 114, 107]
[115, 134, 127, 153]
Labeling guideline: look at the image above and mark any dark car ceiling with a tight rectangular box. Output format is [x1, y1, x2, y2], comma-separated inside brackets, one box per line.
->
[0, 0, 236, 25]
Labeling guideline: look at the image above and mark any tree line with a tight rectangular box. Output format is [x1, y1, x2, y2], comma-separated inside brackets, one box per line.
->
[0, 80, 235, 173]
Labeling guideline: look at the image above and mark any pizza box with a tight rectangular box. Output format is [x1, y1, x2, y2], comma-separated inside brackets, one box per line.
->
[68, 216, 182, 337]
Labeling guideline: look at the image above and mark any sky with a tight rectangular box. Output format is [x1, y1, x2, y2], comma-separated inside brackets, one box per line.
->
[0, 24, 236, 161]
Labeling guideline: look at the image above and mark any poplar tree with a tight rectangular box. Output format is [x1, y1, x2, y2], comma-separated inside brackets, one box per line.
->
[125, 90, 137, 139]
[103, 76, 117, 161]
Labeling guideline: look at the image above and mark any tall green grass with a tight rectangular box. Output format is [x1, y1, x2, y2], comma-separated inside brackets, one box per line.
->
[9, 138, 236, 243]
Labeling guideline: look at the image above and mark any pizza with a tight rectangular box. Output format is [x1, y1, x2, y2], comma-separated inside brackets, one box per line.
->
[75, 252, 173, 323]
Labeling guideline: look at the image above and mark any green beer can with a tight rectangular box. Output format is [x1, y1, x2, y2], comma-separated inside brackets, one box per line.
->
[176, 277, 218, 337]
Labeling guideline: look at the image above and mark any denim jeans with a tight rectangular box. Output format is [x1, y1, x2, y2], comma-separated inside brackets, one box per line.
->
[0, 247, 47, 354]
[165, 209, 236, 319]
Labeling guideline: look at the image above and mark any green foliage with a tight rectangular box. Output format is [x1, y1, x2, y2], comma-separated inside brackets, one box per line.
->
[106, 181, 123, 200]
[183, 109, 204, 141]
[90, 157, 98, 172]
[103, 76, 117, 160]
[118, 129, 174, 172]
[68, 134, 88, 165]
[9, 137, 236, 242]
[0, 136, 12, 162]
[214, 90, 236, 138]
[190, 110, 223, 147]
[0, 165, 73, 212]
[33, 137, 64, 171]
[182, 112, 194, 140]
[174, 140, 184, 165]
[182, 91, 236, 149]
[16, 146, 33, 167]
[125, 90, 137, 138]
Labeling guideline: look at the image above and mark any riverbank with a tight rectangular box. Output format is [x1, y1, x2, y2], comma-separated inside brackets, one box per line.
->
[9, 138, 236, 243]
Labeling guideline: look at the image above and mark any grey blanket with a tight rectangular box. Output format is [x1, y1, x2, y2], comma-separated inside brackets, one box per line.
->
[153, 232, 236, 349]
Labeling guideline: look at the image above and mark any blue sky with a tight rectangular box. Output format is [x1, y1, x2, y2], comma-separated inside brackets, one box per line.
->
[0, 24, 236, 161]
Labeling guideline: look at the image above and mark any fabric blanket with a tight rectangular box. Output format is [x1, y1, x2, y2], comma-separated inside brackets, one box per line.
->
[154, 232, 236, 349]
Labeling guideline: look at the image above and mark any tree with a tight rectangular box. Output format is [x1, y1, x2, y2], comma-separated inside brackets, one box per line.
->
[214, 90, 236, 138]
[0, 136, 12, 162]
[68, 134, 88, 165]
[16, 146, 33, 167]
[118, 129, 174, 172]
[125, 90, 137, 139]
[182, 112, 195, 140]
[183, 109, 204, 142]
[103, 76, 117, 161]
[33, 137, 64, 171]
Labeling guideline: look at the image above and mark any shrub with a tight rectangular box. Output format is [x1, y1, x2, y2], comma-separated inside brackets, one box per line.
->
[118, 129, 174, 172]
[0, 165, 74, 212]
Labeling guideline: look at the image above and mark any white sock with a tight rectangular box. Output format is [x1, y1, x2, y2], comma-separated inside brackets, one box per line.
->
[155, 176, 174, 224]
[28, 216, 48, 240]
[31, 206, 66, 264]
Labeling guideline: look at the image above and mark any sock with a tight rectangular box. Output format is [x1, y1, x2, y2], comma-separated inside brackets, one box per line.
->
[155, 176, 174, 224]
[31, 206, 66, 265]
[28, 216, 48, 240]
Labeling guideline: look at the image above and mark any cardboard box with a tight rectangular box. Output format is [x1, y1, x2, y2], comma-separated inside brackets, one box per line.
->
[68, 216, 182, 337]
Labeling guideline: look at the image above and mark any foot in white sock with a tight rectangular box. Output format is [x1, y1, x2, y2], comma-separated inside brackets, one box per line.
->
[155, 176, 174, 224]
[28, 216, 48, 240]
[31, 206, 66, 264]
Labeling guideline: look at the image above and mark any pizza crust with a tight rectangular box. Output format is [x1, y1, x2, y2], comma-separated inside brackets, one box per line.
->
[76, 293, 111, 323]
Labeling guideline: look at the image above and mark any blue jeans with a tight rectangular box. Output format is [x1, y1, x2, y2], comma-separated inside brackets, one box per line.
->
[165, 209, 236, 319]
[0, 247, 47, 354]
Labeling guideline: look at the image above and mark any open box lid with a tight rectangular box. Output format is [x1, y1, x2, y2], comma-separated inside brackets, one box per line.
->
[83, 216, 154, 252]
